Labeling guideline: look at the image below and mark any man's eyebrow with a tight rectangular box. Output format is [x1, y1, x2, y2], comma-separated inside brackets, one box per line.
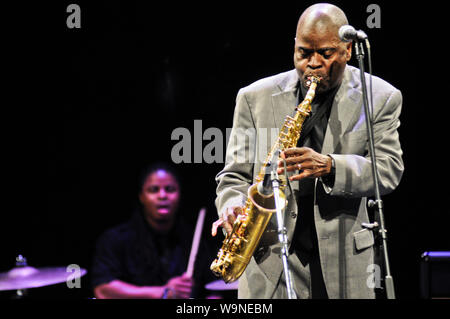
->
[318, 47, 337, 52]
[297, 46, 337, 52]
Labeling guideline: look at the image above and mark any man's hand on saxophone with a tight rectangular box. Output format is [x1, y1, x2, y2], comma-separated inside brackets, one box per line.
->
[278, 147, 333, 181]
[211, 147, 333, 237]
[211, 206, 243, 237]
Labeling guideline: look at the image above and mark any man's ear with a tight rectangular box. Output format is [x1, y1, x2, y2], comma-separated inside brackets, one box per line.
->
[346, 41, 352, 61]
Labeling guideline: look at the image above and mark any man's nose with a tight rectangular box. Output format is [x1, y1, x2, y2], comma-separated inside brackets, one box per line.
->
[308, 52, 323, 69]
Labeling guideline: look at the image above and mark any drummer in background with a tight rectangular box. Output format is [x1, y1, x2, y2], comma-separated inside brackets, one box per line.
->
[91, 162, 216, 299]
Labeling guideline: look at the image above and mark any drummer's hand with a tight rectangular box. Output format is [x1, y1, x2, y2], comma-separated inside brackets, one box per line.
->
[211, 206, 242, 237]
[165, 272, 193, 299]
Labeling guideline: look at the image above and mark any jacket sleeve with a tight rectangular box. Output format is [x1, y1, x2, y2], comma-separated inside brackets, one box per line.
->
[328, 88, 404, 197]
[215, 89, 257, 217]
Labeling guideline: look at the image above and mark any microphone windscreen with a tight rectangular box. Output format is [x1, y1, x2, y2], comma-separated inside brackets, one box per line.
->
[338, 25, 356, 42]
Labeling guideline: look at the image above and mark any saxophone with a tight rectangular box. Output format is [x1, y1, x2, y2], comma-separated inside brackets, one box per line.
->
[210, 75, 321, 283]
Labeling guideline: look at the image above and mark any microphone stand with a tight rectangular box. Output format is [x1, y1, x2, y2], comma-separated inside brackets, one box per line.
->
[270, 150, 297, 299]
[354, 39, 395, 299]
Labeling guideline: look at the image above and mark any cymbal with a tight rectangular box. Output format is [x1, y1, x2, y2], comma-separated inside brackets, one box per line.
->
[205, 279, 238, 291]
[0, 266, 87, 291]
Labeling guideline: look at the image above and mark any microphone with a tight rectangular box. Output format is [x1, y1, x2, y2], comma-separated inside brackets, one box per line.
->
[257, 171, 273, 196]
[339, 25, 368, 42]
[257, 150, 281, 196]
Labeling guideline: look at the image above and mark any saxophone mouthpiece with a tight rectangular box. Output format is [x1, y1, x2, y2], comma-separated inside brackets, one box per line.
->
[305, 75, 321, 87]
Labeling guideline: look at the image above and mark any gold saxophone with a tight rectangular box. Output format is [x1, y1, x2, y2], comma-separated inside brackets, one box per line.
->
[210, 75, 321, 283]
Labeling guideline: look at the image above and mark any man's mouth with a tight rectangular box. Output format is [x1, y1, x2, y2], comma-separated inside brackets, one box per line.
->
[302, 73, 329, 91]
[304, 72, 326, 81]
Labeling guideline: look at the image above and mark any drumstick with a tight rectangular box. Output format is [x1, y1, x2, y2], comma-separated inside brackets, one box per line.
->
[186, 208, 206, 278]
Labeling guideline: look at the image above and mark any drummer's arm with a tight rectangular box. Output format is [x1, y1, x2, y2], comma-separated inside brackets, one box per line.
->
[94, 280, 165, 299]
[94, 272, 193, 299]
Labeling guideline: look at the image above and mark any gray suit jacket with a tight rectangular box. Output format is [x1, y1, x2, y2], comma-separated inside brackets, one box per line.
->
[215, 65, 404, 299]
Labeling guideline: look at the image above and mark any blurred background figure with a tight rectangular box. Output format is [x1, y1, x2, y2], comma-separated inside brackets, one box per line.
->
[91, 162, 215, 298]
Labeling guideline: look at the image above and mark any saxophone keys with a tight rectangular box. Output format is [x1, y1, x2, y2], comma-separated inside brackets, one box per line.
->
[285, 116, 294, 122]
[224, 254, 233, 265]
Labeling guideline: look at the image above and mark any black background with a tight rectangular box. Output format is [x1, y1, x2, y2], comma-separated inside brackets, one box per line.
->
[1, 0, 449, 300]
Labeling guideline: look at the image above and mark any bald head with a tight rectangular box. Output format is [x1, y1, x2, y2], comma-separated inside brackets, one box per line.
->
[296, 3, 348, 42]
[293, 3, 351, 93]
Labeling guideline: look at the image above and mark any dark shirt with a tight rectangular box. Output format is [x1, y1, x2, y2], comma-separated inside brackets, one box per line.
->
[293, 83, 337, 254]
[91, 212, 189, 288]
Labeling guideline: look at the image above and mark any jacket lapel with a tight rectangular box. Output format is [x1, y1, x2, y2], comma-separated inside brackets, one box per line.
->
[270, 70, 299, 130]
[321, 65, 363, 155]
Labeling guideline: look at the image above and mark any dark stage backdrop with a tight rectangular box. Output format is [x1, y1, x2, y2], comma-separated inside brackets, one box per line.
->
[2, 0, 449, 299]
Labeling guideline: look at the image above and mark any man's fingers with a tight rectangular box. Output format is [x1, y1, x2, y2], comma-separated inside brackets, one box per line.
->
[223, 221, 234, 236]
[289, 165, 322, 181]
[232, 206, 243, 217]
[278, 157, 311, 174]
[211, 218, 233, 237]
[284, 155, 309, 166]
[289, 171, 312, 181]
[282, 147, 309, 157]
[278, 148, 313, 174]
[212, 206, 242, 237]
[211, 219, 223, 236]
[225, 207, 239, 224]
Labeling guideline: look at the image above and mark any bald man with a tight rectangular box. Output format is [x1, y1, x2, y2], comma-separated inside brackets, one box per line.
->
[212, 3, 403, 299]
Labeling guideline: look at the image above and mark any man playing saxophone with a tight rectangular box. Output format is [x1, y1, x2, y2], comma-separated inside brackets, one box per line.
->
[211, 3, 403, 299]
